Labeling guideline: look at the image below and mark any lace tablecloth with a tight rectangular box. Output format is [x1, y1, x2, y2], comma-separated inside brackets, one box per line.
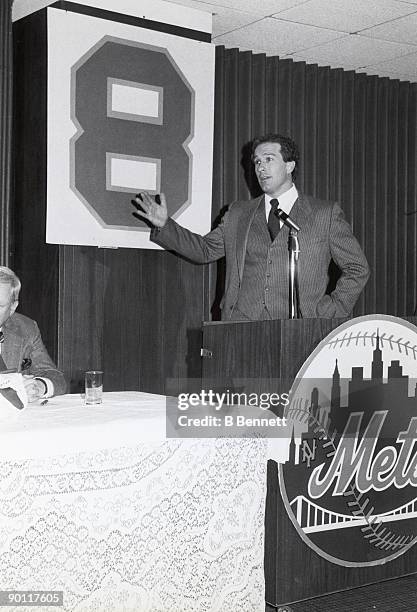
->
[0, 392, 268, 611]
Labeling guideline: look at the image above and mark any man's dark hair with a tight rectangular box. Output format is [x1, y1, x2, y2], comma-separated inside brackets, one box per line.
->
[251, 133, 300, 180]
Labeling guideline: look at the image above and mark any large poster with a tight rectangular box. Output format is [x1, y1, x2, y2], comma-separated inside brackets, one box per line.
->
[46, 8, 215, 248]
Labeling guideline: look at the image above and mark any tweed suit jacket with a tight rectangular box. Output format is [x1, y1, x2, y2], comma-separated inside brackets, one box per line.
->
[151, 193, 370, 320]
[1, 313, 67, 395]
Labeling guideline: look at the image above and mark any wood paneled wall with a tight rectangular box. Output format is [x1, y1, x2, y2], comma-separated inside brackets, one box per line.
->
[13, 10, 60, 361]
[57, 245, 206, 393]
[0, 0, 13, 266]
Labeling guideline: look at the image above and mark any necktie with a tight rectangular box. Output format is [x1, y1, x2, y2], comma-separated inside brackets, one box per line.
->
[267, 198, 281, 241]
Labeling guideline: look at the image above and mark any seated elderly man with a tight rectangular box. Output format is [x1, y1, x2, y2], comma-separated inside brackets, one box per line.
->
[0, 266, 66, 402]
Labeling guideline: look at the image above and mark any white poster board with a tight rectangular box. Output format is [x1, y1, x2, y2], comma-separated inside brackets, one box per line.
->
[46, 7, 215, 249]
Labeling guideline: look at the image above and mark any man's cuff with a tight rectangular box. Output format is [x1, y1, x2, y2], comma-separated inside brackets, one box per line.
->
[150, 220, 171, 241]
[34, 377, 54, 398]
[150, 225, 164, 239]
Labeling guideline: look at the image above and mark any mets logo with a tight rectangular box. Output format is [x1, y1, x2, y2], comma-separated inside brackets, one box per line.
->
[279, 315, 417, 567]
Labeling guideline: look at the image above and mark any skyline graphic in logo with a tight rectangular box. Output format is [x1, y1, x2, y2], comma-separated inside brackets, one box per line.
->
[279, 315, 417, 567]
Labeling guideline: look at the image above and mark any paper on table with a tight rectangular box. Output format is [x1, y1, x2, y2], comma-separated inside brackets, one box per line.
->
[0, 372, 28, 421]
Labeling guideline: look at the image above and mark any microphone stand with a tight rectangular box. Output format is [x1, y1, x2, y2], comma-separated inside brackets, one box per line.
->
[275, 208, 301, 319]
[288, 228, 301, 319]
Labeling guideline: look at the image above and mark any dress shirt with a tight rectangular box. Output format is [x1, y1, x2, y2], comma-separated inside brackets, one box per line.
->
[264, 184, 298, 226]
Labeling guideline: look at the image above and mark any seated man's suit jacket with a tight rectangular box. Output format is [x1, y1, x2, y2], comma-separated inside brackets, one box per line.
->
[152, 193, 370, 320]
[2, 313, 67, 395]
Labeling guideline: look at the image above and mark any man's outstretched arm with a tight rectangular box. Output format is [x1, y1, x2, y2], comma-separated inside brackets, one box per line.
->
[133, 192, 226, 263]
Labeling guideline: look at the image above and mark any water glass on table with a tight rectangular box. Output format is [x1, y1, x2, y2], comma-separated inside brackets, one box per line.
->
[84, 370, 103, 405]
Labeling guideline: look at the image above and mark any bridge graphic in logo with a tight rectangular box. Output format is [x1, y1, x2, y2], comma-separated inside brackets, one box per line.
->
[291, 494, 417, 534]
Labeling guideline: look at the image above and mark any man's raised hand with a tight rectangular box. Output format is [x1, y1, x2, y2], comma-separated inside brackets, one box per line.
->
[133, 192, 168, 228]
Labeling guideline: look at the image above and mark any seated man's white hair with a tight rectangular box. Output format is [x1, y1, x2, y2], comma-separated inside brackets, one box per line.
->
[0, 266, 21, 301]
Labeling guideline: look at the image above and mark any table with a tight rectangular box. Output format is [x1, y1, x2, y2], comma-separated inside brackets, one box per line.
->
[0, 392, 278, 612]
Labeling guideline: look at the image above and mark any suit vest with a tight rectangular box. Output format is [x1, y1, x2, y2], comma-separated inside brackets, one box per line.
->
[235, 202, 289, 320]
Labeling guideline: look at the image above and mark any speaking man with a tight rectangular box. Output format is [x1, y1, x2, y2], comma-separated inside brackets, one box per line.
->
[133, 134, 369, 320]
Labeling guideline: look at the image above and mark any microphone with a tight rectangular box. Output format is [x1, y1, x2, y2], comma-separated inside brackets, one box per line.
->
[276, 208, 300, 232]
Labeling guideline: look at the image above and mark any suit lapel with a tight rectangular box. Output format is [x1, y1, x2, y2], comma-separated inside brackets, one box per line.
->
[289, 192, 313, 230]
[236, 196, 264, 281]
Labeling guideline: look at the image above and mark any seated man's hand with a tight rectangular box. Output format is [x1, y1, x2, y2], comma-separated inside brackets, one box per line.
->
[23, 376, 47, 403]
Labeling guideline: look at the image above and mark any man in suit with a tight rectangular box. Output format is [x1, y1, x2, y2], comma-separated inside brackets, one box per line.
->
[134, 134, 370, 320]
[0, 266, 66, 401]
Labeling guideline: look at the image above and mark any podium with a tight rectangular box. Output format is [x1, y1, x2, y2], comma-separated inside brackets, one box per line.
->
[201, 317, 417, 607]
[201, 317, 345, 387]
